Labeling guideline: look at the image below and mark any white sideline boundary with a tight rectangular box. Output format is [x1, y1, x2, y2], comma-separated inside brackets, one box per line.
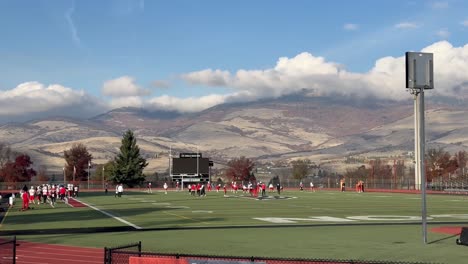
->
[73, 198, 142, 230]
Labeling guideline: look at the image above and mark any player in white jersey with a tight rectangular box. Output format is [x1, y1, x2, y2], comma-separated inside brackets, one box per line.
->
[28, 186, 36, 205]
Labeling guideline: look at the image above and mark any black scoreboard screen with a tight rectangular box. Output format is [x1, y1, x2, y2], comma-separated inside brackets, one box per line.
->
[172, 158, 209, 175]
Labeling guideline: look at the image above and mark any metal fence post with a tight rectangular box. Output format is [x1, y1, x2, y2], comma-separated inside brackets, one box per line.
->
[13, 236, 16, 264]
[104, 247, 109, 264]
[138, 241, 142, 257]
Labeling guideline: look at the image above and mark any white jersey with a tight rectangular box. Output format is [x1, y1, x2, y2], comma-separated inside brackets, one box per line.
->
[29, 188, 35, 197]
[163, 183, 168, 190]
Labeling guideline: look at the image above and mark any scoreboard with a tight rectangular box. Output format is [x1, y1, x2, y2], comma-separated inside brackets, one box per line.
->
[171, 153, 213, 182]
[172, 158, 209, 175]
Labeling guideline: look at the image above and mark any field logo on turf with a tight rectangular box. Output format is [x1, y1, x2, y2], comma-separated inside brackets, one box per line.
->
[254, 214, 468, 223]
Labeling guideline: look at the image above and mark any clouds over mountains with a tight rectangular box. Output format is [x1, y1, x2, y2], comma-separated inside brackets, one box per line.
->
[0, 82, 105, 123]
[1, 41, 468, 123]
[184, 41, 468, 102]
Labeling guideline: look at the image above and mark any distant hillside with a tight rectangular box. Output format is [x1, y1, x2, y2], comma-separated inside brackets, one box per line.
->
[0, 95, 467, 174]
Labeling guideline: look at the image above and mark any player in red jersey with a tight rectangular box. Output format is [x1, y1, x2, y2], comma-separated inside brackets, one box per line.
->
[21, 187, 29, 211]
[261, 182, 266, 197]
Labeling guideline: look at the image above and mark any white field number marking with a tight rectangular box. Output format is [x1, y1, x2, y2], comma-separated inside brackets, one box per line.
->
[254, 216, 354, 223]
[254, 214, 468, 224]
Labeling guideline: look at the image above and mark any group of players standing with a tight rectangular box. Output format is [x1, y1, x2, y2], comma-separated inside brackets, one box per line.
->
[18, 183, 79, 211]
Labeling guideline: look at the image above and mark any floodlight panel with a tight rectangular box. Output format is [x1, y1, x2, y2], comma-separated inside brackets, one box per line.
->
[405, 52, 434, 89]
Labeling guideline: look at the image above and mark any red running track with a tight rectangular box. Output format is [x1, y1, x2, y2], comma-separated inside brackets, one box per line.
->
[15, 240, 103, 264]
[67, 197, 87, 207]
[13, 199, 101, 263]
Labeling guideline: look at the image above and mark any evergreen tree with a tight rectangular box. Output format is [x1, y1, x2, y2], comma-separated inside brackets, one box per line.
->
[112, 130, 148, 187]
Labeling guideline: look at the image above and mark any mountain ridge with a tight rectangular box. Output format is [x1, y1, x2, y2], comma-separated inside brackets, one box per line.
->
[0, 95, 466, 174]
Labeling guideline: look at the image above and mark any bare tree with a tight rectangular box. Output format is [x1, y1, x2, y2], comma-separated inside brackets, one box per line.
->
[0, 143, 18, 168]
[291, 159, 311, 180]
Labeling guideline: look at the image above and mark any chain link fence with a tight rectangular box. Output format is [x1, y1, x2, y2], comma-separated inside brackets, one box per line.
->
[0, 236, 16, 264]
[104, 241, 439, 264]
[105, 242, 141, 264]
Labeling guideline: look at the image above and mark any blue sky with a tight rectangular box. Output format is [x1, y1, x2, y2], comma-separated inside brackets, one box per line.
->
[0, 0, 468, 122]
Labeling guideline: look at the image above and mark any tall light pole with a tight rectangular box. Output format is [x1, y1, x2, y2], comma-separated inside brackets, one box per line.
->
[406, 51, 434, 244]
[88, 161, 91, 190]
[63, 167, 66, 184]
[102, 166, 105, 190]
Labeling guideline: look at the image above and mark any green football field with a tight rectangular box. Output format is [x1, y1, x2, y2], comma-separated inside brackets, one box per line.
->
[2, 189, 468, 263]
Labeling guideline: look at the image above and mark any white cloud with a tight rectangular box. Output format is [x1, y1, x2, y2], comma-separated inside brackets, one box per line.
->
[462, 20, 468, 27]
[147, 94, 226, 113]
[3, 41, 468, 122]
[109, 96, 144, 109]
[0, 82, 105, 119]
[436, 29, 450, 38]
[394, 22, 419, 29]
[102, 76, 151, 97]
[344, 23, 359, 31]
[65, 1, 81, 47]
[182, 69, 231, 86]
[181, 41, 468, 102]
[152, 80, 171, 89]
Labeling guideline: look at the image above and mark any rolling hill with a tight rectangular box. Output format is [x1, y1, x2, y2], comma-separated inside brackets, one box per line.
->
[0, 95, 466, 174]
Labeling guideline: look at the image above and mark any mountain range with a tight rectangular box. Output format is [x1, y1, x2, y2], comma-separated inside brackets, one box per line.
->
[1, 93, 467, 174]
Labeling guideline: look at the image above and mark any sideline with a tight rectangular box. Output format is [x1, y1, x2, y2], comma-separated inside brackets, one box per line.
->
[73, 197, 142, 230]
[0, 203, 11, 227]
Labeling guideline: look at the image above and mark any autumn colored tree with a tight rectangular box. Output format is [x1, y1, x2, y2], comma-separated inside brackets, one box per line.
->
[112, 130, 148, 187]
[344, 165, 369, 183]
[455, 150, 467, 177]
[0, 154, 36, 182]
[0, 162, 16, 182]
[64, 143, 93, 181]
[225, 156, 255, 183]
[291, 159, 311, 180]
[426, 147, 459, 181]
[36, 165, 49, 181]
[374, 159, 392, 180]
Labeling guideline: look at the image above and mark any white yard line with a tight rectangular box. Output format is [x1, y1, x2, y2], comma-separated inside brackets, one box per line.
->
[73, 198, 142, 230]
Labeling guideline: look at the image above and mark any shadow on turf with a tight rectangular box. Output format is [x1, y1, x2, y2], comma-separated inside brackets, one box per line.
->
[5, 220, 468, 239]
[428, 234, 459, 244]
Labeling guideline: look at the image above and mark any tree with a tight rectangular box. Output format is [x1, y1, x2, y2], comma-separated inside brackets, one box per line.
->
[344, 165, 369, 183]
[36, 165, 49, 182]
[455, 150, 467, 177]
[225, 156, 255, 183]
[0, 154, 36, 182]
[112, 130, 148, 187]
[64, 143, 93, 181]
[426, 147, 459, 181]
[291, 159, 311, 180]
[94, 161, 115, 182]
[0, 143, 18, 168]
